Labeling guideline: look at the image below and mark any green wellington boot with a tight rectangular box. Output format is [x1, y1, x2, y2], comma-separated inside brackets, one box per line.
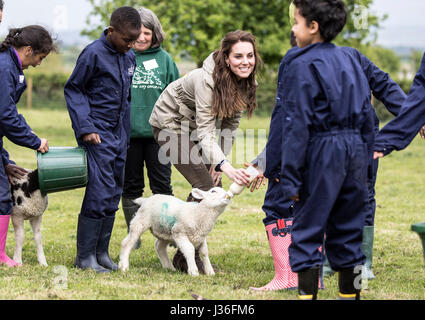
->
[74, 215, 110, 273]
[122, 197, 141, 250]
[323, 255, 335, 277]
[361, 226, 375, 280]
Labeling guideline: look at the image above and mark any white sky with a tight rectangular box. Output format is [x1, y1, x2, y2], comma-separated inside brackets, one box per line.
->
[0, 0, 424, 48]
[370, 0, 425, 48]
[0, 0, 94, 31]
[371, 0, 425, 27]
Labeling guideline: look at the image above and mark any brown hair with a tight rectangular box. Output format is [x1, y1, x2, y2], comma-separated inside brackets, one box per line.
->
[212, 30, 261, 119]
[0, 25, 57, 54]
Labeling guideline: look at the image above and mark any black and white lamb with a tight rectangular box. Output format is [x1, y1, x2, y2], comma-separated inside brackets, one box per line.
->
[10, 169, 49, 266]
[119, 187, 231, 276]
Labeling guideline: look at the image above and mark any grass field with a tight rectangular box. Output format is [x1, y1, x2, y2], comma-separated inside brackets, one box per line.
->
[0, 108, 424, 300]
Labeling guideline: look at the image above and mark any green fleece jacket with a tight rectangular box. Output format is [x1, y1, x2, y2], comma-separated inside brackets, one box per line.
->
[130, 46, 179, 138]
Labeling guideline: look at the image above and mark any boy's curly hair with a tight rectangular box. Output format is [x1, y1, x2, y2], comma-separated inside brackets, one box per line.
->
[293, 0, 347, 42]
[110, 6, 141, 33]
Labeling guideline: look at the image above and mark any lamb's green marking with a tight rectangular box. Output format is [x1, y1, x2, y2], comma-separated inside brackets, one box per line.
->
[159, 202, 177, 231]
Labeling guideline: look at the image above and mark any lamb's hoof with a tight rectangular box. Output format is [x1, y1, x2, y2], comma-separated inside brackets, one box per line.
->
[188, 270, 200, 277]
[165, 265, 176, 271]
[204, 269, 215, 276]
[118, 262, 129, 272]
[39, 262, 48, 267]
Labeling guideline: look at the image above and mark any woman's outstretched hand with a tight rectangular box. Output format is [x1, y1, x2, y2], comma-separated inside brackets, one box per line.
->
[220, 161, 251, 186]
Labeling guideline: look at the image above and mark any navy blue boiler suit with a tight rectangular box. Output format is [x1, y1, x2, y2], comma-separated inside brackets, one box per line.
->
[374, 52, 425, 155]
[263, 47, 406, 227]
[355, 50, 406, 226]
[0, 48, 41, 215]
[262, 48, 299, 225]
[65, 30, 135, 220]
[266, 43, 377, 273]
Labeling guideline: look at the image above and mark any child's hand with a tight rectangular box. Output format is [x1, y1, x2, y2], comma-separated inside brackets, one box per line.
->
[37, 138, 49, 153]
[83, 133, 101, 144]
[290, 194, 300, 202]
[420, 125, 425, 139]
[5, 164, 27, 184]
[244, 163, 267, 192]
[373, 151, 384, 160]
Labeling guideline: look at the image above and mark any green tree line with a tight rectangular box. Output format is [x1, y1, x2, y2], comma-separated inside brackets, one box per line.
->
[79, 0, 418, 120]
[19, 0, 423, 121]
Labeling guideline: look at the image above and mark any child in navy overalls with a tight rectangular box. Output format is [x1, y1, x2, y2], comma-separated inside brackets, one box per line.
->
[0, 25, 53, 267]
[374, 53, 425, 157]
[270, 0, 377, 300]
[65, 7, 141, 273]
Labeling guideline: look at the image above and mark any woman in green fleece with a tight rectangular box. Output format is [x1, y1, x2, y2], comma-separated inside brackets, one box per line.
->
[121, 7, 179, 248]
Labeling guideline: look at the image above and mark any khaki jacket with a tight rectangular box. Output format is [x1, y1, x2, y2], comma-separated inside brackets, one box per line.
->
[149, 52, 243, 166]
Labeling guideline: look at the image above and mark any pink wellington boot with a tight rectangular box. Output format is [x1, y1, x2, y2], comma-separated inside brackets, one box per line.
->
[0, 215, 21, 267]
[251, 218, 298, 291]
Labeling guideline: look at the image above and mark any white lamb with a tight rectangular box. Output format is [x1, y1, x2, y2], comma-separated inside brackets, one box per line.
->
[119, 187, 231, 276]
[10, 169, 49, 266]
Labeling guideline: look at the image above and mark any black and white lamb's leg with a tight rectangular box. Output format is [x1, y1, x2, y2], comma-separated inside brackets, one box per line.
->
[198, 238, 214, 276]
[29, 215, 47, 266]
[11, 214, 25, 265]
[155, 239, 175, 270]
[174, 235, 198, 276]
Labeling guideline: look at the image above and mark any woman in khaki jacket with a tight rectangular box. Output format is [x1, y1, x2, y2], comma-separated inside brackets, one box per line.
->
[149, 30, 261, 272]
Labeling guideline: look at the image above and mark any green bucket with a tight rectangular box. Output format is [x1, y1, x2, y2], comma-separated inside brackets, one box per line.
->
[411, 222, 425, 265]
[37, 147, 88, 195]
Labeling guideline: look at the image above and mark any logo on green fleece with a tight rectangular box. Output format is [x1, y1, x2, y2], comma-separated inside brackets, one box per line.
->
[159, 202, 177, 231]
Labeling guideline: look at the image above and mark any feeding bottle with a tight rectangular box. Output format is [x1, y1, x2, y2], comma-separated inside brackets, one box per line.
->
[226, 166, 259, 199]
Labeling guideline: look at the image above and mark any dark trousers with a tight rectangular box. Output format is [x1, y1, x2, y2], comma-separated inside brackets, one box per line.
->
[122, 137, 173, 199]
[289, 132, 368, 272]
[79, 119, 127, 220]
[365, 158, 379, 226]
[152, 127, 219, 201]
[262, 178, 294, 225]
